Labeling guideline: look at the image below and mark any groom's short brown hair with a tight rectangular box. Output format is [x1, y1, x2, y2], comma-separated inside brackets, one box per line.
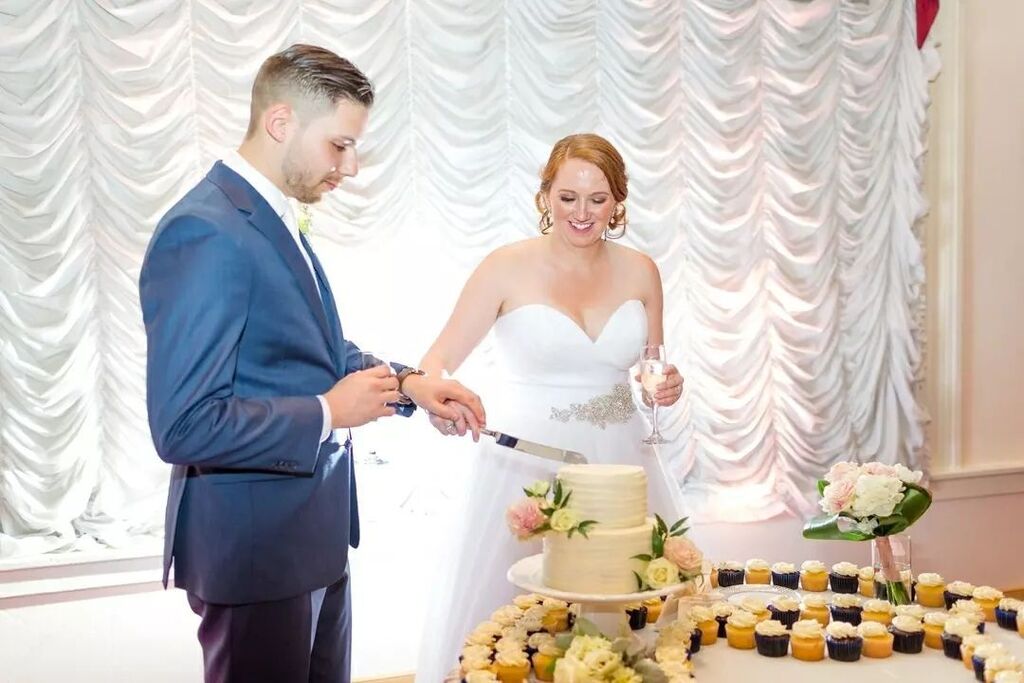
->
[246, 44, 374, 137]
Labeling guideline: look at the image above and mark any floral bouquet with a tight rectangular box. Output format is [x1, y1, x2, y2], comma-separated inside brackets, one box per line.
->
[506, 479, 598, 540]
[631, 516, 703, 592]
[550, 619, 693, 683]
[802, 461, 932, 605]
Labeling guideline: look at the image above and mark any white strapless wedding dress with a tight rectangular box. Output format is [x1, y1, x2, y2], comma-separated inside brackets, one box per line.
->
[415, 299, 685, 681]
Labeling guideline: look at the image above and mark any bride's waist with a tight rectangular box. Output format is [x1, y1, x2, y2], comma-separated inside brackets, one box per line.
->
[485, 381, 639, 428]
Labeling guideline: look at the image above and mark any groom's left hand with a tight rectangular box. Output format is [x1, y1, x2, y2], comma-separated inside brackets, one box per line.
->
[401, 374, 486, 429]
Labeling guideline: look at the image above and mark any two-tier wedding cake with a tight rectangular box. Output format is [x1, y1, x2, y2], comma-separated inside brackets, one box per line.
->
[542, 464, 655, 594]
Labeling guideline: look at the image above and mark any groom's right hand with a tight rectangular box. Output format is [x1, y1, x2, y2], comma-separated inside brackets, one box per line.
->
[324, 365, 400, 428]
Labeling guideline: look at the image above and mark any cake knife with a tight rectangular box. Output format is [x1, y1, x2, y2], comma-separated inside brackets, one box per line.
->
[479, 428, 588, 464]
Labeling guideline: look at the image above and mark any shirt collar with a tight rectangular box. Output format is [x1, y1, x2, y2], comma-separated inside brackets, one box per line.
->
[221, 150, 292, 221]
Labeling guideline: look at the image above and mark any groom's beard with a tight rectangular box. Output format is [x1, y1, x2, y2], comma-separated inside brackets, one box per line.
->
[282, 147, 329, 204]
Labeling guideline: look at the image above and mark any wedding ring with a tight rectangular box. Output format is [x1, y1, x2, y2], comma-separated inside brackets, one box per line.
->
[445, 422, 457, 435]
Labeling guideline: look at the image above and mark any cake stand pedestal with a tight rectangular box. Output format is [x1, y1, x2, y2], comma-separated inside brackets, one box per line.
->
[507, 554, 704, 637]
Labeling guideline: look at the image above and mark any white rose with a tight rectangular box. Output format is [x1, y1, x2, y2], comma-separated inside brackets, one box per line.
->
[566, 635, 613, 659]
[645, 557, 681, 589]
[526, 480, 551, 497]
[855, 518, 879, 535]
[849, 474, 905, 518]
[583, 649, 623, 677]
[554, 655, 596, 683]
[893, 464, 923, 485]
[549, 508, 578, 532]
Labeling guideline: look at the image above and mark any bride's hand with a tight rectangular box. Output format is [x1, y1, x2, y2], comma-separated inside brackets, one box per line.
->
[654, 365, 684, 406]
[428, 400, 482, 441]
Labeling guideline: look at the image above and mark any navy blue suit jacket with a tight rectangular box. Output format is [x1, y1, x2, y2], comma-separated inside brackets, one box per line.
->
[140, 162, 411, 604]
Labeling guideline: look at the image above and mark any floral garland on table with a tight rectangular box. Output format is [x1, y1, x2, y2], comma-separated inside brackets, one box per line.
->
[551, 619, 695, 683]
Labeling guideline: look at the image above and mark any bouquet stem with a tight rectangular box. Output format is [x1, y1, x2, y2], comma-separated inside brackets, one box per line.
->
[873, 536, 911, 606]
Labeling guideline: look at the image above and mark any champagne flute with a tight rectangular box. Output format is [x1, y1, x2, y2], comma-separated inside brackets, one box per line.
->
[640, 344, 667, 445]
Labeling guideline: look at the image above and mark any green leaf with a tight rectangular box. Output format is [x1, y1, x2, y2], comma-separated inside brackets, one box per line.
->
[554, 633, 575, 650]
[633, 571, 646, 591]
[567, 527, 576, 539]
[802, 512, 874, 541]
[534, 522, 551, 535]
[655, 514, 668, 536]
[652, 525, 664, 558]
[669, 517, 689, 533]
[573, 617, 602, 637]
[561, 490, 573, 508]
[670, 526, 690, 537]
[631, 554, 653, 562]
[553, 480, 564, 506]
[817, 479, 829, 496]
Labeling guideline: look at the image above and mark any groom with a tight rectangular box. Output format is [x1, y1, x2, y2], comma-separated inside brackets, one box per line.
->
[140, 44, 484, 682]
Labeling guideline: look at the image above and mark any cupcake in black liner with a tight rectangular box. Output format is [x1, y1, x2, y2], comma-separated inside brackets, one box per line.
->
[717, 561, 745, 587]
[971, 642, 1010, 682]
[944, 581, 976, 610]
[770, 561, 800, 589]
[940, 616, 977, 660]
[754, 620, 790, 658]
[888, 615, 925, 654]
[950, 599, 987, 634]
[996, 598, 1022, 630]
[768, 596, 801, 629]
[829, 594, 864, 626]
[712, 601, 734, 638]
[825, 622, 863, 662]
[689, 626, 703, 654]
[625, 603, 648, 631]
[829, 562, 860, 594]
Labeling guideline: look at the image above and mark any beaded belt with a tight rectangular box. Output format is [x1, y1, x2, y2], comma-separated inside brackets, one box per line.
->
[549, 383, 637, 429]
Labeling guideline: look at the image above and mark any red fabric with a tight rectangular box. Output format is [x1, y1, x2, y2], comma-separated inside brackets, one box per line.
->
[917, 0, 940, 48]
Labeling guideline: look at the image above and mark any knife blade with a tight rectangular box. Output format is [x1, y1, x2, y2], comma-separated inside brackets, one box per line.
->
[480, 428, 588, 464]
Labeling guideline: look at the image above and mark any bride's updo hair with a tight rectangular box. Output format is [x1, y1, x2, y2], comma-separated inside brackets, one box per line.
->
[534, 133, 629, 239]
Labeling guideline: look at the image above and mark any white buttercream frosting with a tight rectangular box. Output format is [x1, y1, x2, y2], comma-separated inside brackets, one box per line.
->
[792, 620, 824, 639]
[831, 562, 859, 577]
[858, 621, 889, 638]
[755, 620, 789, 637]
[916, 572, 944, 586]
[890, 615, 924, 633]
[826, 621, 860, 639]
[801, 560, 826, 573]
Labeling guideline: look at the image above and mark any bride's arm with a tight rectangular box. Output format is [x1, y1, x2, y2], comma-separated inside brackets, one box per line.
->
[641, 255, 684, 406]
[419, 250, 508, 377]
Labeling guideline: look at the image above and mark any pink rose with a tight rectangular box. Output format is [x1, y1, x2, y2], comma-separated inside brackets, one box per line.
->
[663, 536, 703, 575]
[825, 461, 860, 483]
[820, 477, 856, 514]
[506, 498, 545, 540]
[861, 462, 897, 477]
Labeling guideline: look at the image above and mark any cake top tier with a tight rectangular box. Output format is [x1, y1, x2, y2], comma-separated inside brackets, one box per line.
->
[557, 464, 647, 529]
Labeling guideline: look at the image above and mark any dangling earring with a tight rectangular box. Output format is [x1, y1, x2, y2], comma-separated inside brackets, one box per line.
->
[540, 207, 553, 233]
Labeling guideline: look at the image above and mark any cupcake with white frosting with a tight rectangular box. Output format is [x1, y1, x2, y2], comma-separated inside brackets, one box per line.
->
[771, 561, 799, 589]
[768, 596, 801, 629]
[996, 598, 1022, 631]
[717, 560, 745, 587]
[745, 558, 771, 584]
[943, 616, 980, 660]
[889, 614, 925, 654]
[915, 572, 946, 607]
[800, 594, 830, 626]
[974, 586, 1005, 623]
[858, 620, 894, 658]
[790, 619, 826, 662]
[754, 619, 790, 657]
[830, 593, 864, 625]
[945, 580, 976, 610]
[829, 562, 860, 594]
[800, 560, 828, 592]
[862, 598, 895, 626]
[826, 621, 863, 662]
[972, 643, 1009, 682]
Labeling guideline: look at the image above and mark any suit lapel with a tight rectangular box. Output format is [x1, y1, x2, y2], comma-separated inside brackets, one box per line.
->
[300, 233, 345, 366]
[207, 162, 336, 357]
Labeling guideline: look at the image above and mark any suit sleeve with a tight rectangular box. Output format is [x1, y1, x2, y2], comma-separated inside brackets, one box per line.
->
[140, 215, 323, 473]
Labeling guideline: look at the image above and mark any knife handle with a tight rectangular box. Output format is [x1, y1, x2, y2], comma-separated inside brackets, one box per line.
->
[481, 428, 519, 449]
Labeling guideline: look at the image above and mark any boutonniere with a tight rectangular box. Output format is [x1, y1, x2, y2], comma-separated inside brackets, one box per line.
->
[297, 203, 313, 236]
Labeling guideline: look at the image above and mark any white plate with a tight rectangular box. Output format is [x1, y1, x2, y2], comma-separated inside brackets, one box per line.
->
[716, 583, 800, 605]
[506, 554, 702, 604]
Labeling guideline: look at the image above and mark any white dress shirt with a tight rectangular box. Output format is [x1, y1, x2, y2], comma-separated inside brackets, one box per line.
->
[221, 151, 333, 444]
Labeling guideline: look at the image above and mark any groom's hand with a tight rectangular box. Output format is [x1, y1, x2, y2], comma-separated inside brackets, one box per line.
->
[401, 375, 486, 428]
[324, 365, 400, 428]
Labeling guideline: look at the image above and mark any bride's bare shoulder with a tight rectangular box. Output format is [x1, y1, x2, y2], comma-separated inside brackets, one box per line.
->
[477, 237, 545, 273]
[607, 241, 659, 278]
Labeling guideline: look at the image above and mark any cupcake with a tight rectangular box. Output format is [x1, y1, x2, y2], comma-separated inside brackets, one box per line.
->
[790, 619, 826, 662]
[710, 564, 719, 588]
[915, 572, 946, 608]
[858, 566, 876, 597]
[994, 672, 1024, 683]
[974, 586, 1006, 622]
[861, 599, 895, 626]
[541, 599, 569, 634]
[771, 561, 800, 589]
[826, 621, 863, 662]
[923, 611, 950, 649]
[738, 596, 770, 622]
[889, 615, 925, 654]
[754, 619, 791, 657]
[745, 558, 771, 584]
[962, 634, 994, 671]
[725, 610, 758, 649]
[464, 671, 499, 683]
[492, 649, 531, 683]
[712, 601, 734, 638]
[858, 620, 894, 658]
[953, 599, 988, 633]
[465, 622, 502, 647]
[893, 604, 927, 621]
[943, 617, 980, 660]
[800, 594, 830, 627]
[527, 634, 561, 682]
[972, 643, 1009, 683]
[513, 594, 542, 610]
[996, 598, 1022, 631]
[800, 560, 829, 592]
[768, 596, 801, 629]
[460, 646, 495, 677]
[644, 597, 663, 624]
[625, 603, 648, 631]
[1018, 609, 1024, 637]
[984, 655, 1023, 683]
[491, 605, 524, 627]
[830, 594, 864, 626]
[946, 581, 977, 610]
[829, 562, 860, 594]
[690, 605, 719, 645]
[717, 560, 745, 587]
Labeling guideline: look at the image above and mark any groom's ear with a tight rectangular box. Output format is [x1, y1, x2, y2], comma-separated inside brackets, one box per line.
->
[264, 102, 295, 144]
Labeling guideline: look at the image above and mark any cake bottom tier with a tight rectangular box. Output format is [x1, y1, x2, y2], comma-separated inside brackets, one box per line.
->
[542, 518, 654, 594]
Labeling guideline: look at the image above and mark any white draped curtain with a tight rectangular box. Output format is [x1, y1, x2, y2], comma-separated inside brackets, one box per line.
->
[0, 0, 930, 559]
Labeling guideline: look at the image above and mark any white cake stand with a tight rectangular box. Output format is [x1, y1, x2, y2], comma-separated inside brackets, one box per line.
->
[507, 554, 704, 636]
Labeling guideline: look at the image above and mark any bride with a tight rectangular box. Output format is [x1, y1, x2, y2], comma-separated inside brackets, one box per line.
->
[414, 133, 685, 680]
